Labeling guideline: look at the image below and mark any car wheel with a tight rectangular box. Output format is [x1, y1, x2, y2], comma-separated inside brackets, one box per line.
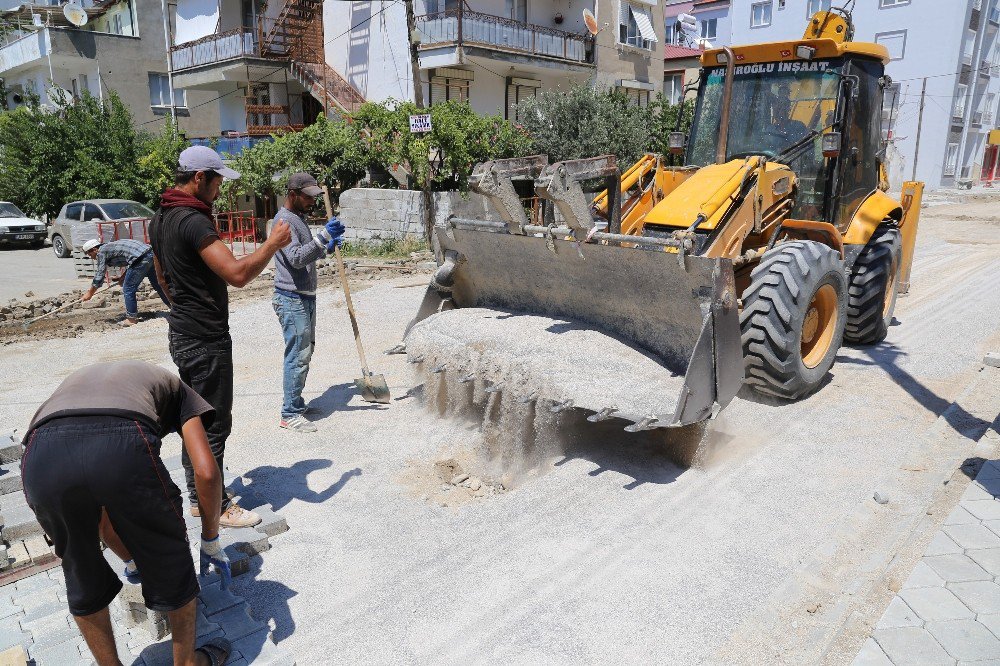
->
[52, 234, 71, 258]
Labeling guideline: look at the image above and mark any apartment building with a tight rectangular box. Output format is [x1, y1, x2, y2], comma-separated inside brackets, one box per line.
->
[324, 1, 665, 119]
[723, 0, 1000, 188]
[0, 0, 218, 137]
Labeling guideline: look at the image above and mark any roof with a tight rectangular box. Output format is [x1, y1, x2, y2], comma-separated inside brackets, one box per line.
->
[664, 45, 703, 60]
[702, 38, 891, 66]
[0, 3, 109, 28]
[68, 199, 141, 205]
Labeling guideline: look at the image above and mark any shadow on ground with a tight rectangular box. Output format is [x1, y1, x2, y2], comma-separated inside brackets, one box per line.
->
[233, 557, 299, 646]
[230, 459, 362, 511]
[307, 382, 388, 419]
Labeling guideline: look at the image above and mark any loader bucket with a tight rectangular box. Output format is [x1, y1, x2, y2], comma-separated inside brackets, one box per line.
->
[404, 221, 744, 429]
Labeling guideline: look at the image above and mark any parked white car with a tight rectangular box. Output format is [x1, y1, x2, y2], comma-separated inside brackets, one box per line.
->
[0, 202, 46, 249]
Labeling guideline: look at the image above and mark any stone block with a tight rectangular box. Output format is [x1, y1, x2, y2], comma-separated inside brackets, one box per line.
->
[0, 548, 8, 573]
[926, 619, 1000, 661]
[875, 597, 923, 630]
[0, 435, 20, 465]
[923, 532, 963, 556]
[923, 553, 991, 582]
[962, 481, 998, 502]
[946, 522, 1000, 549]
[197, 582, 242, 616]
[0, 618, 30, 652]
[252, 506, 288, 538]
[221, 527, 269, 557]
[0, 464, 22, 496]
[204, 605, 264, 643]
[899, 587, 975, 622]
[22, 536, 54, 566]
[5, 544, 29, 572]
[968, 548, 1000, 576]
[873, 627, 953, 665]
[13, 574, 56, 596]
[962, 500, 1000, 521]
[984, 351, 1000, 368]
[902, 561, 947, 589]
[0, 492, 26, 512]
[851, 638, 892, 666]
[0, 645, 28, 666]
[0, 596, 21, 621]
[14, 590, 61, 623]
[230, 628, 295, 666]
[1, 505, 41, 542]
[949, 580, 1000, 614]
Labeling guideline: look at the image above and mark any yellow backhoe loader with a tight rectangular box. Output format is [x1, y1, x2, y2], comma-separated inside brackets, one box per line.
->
[402, 8, 922, 432]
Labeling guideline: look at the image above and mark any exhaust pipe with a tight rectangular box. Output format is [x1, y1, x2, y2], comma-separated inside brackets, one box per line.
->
[716, 46, 736, 165]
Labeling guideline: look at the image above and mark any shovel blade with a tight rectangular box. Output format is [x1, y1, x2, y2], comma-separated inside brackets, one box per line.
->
[355, 373, 391, 404]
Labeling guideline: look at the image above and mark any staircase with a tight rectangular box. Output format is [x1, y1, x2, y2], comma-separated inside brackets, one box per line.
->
[257, 0, 365, 115]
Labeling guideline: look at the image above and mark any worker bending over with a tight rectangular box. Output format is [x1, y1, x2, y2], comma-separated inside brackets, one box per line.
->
[81, 238, 170, 326]
[272, 172, 345, 432]
[150, 146, 292, 529]
[21, 361, 233, 666]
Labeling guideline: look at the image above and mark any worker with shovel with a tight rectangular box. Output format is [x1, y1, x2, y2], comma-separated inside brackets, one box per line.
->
[271, 172, 346, 432]
[80, 238, 170, 326]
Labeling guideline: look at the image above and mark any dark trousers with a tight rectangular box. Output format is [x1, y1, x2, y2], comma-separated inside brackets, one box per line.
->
[169, 330, 233, 509]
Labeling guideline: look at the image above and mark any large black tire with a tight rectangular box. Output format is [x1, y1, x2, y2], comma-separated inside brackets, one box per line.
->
[741, 240, 848, 400]
[844, 227, 901, 345]
[51, 234, 70, 258]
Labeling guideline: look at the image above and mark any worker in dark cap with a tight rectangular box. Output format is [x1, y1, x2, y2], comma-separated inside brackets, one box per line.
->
[271, 172, 345, 433]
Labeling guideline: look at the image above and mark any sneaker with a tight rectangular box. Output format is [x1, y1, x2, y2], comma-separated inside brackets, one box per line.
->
[219, 503, 261, 528]
[119, 317, 140, 327]
[279, 414, 317, 433]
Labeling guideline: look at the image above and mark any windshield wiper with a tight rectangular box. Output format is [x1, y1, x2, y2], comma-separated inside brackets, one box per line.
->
[775, 121, 839, 162]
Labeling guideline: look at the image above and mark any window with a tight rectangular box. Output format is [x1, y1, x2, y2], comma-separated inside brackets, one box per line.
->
[506, 78, 540, 121]
[700, 18, 717, 40]
[875, 30, 907, 61]
[807, 0, 831, 15]
[148, 73, 186, 108]
[63, 204, 83, 222]
[665, 22, 678, 45]
[986, 93, 997, 123]
[619, 2, 657, 49]
[620, 87, 651, 107]
[664, 73, 684, 105]
[504, 0, 527, 22]
[751, 2, 772, 27]
[945, 143, 959, 176]
[433, 0, 459, 11]
[955, 84, 968, 118]
[430, 69, 472, 104]
[82, 204, 104, 222]
[879, 0, 910, 7]
[101, 202, 155, 220]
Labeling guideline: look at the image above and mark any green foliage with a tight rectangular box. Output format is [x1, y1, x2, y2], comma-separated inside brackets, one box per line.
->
[137, 120, 187, 208]
[648, 95, 697, 158]
[340, 236, 429, 258]
[515, 85, 654, 165]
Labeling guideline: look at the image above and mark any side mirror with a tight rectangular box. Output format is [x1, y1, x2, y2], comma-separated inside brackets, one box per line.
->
[668, 132, 688, 155]
[822, 132, 842, 159]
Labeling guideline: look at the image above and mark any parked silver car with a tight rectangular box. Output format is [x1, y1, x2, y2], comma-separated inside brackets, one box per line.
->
[49, 199, 155, 258]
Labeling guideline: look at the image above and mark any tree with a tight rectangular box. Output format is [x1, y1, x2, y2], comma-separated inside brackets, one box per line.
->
[515, 85, 653, 165]
[137, 120, 188, 208]
[648, 95, 697, 158]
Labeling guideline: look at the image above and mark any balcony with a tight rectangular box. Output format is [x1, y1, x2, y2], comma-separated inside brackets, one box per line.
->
[0, 29, 47, 75]
[188, 135, 273, 157]
[415, 9, 594, 69]
[170, 27, 261, 72]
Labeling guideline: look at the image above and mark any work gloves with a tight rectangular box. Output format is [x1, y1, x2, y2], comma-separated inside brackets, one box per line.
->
[316, 217, 346, 253]
[199, 535, 232, 590]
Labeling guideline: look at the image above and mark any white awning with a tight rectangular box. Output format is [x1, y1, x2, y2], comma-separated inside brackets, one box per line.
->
[630, 5, 658, 44]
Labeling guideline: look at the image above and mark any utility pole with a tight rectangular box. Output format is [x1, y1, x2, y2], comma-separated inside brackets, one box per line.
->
[404, 0, 435, 252]
[160, 0, 177, 128]
[911, 77, 927, 183]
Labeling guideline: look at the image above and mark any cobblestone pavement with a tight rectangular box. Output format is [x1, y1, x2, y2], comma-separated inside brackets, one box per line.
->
[857, 460, 1000, 665]
[0, 450, 294, 665]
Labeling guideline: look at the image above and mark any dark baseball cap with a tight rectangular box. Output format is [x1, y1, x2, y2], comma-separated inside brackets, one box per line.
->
[287, 172, 323, 197]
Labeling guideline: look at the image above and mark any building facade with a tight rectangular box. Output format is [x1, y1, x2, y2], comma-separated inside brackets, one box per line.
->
[0, 0, 219, 138]
[324, 0, 666, 118]
[725, 0, 1000, 188]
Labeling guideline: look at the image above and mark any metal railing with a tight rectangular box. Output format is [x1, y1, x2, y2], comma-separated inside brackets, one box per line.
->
[416, 9, 592, 64]
[189, 136, 274, 156]
[0, 29, 48, 74]
[170, 27, 258, 71]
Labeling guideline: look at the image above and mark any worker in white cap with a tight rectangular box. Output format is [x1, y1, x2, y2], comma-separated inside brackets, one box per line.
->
[81, 237, 170, 326]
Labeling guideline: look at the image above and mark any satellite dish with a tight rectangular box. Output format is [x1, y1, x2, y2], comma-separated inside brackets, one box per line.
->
[63, 2, 88, 27]
[583, 8, 599, 36]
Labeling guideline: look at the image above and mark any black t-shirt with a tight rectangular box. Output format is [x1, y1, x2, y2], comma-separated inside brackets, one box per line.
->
[26, 360, 215, 438]
[149, 206, 228, 339]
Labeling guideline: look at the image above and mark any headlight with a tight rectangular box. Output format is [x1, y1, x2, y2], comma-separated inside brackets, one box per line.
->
[34, 225, 44, 231]
[0, 227, 8, 233]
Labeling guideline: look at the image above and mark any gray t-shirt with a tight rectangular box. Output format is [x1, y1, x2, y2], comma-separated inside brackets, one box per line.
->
[272, 207, 327, 295]
[26, 361, 214, 438]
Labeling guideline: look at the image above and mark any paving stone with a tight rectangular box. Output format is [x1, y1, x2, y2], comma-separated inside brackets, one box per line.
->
[197, 582, 242, 616]
[204, 605, 265, 642]
[0, 437, 20, 466]
[978, 462, 1000, 480]
[945, 504, 985, 524]
[0, 644, 28, 665]
[0, 617, 31, 652]
[924, 532, 964, 556]
[0, 504, 41, 542]
[13, 575, 56, 596]
[28, 637, 89, 665]
[927, 619, 1000, 661]
[923, 554, 991, 583]
[0, 596, 21, 621]
[876, 597, 924, 629]
[946, 523, 1000, 549]
[252, 506, 288, 538]
[0, 464, 22, 496]
[852, 638, 893, 666]
[5, 544, 29, 572]
[22, 536, 54, 566]
[964, 500, 1000, 521]
[0, 547, 8, 572]
[0, 491, 25, 512]
[230, 628, 294, 666]
[874, 627, 954, 665]
[950, 581, 1000, 614]
[221, 528, 269, 557]
[900, 587, 976, 622]
[903, 561, 948, 589]
[968, 548, 1000, 577]
[22, 610, 78, 647]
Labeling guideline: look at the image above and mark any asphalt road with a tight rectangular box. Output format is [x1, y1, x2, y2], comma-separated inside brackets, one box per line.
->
[0, 194, 997, 664]
[0, 244, 85, 303]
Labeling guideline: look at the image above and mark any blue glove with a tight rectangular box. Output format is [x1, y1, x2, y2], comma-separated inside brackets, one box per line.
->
[199, 536, 232, 590]
[324, 218, 345, 252]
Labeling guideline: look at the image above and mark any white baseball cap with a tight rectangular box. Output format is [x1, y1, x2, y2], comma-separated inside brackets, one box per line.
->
[178, 145, 240, 180]
[82, 239, 101, 253]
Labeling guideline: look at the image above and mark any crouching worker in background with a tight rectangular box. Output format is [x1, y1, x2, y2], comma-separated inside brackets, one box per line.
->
[21, 361, 233, 666]
[81, 238, 171, 327]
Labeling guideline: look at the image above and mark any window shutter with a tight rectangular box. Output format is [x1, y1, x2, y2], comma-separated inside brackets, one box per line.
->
[506, 83, 517, 120]
[431, 78, 447, 104]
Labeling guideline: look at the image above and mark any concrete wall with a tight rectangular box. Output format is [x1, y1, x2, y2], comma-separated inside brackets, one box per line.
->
[338, 188, 502, 240]
[690, 0, 730, 49]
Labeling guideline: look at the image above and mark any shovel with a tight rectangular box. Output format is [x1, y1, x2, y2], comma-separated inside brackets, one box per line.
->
[321, 186, 391, 404]
[21, 284, 112, 332]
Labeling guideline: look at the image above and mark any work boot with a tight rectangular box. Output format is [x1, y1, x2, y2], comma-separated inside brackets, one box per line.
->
[219, 503, 261, 528]
[279, 414, 317, 432]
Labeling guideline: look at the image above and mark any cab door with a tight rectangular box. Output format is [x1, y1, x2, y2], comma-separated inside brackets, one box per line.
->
[833, 58, 884, 232]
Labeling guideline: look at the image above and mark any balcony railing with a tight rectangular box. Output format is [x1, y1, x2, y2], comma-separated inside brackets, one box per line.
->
[0, 29, 48, 75]
[416, 9, 593, 65]
[170, 27, 259, 71]
[188, 136, 274, 157]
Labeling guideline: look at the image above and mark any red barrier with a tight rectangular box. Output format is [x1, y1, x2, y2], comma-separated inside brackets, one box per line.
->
[214, 210, 261, 257]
